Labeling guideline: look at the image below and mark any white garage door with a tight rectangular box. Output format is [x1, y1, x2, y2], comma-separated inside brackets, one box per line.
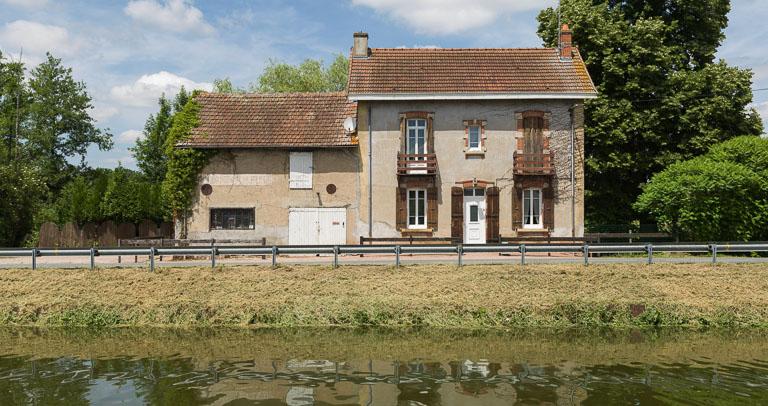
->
[288, 208, 346, 245]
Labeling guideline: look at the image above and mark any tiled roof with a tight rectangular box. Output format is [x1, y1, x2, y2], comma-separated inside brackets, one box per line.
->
[182, 92, 358, 148]
[348, 48, 596, 96]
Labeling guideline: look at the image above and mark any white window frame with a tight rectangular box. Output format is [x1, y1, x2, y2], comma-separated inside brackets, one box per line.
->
[467, 125, 482, 151]
[289, 151, 313, 189]
[407, 188, 427, 229]
[406, 119, 427, 156]
[522, 188, 543, 229]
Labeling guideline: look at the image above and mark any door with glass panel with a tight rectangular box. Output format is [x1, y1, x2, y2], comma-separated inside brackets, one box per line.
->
[522, 188, 542, 229]
[406, 119, 427, 173]
[464, 188, 486, 244]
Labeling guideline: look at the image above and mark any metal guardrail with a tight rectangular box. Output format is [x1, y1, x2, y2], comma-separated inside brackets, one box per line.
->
[1, 242, 768, 271]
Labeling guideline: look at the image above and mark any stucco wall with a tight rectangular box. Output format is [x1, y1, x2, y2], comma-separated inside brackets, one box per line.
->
[356, 100, 585, 238]
[186, 149, 360, 244]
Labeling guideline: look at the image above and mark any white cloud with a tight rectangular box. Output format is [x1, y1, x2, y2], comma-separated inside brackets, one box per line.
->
[91, 105, 119, 122]
[351, 0, 554, 35]
[1, 0, 48, 9]
[0, 20, 81, 64]
[124, 0, 214, 35]
[118, 129, 143, 144]
[110, 71, 212, 107]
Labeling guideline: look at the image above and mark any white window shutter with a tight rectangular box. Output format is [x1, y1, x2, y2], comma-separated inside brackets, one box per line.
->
[289, 152, 312, 189]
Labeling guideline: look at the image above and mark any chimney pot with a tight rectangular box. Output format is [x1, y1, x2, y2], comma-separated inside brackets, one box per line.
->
[353, 32, 369, 58]
[560, 24, 573, 60]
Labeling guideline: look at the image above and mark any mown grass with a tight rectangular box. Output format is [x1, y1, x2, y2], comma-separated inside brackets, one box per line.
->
[1, 263, 767, 328]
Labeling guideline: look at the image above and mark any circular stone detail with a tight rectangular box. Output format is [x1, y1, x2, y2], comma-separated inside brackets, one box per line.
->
[201, 184, 213, 196]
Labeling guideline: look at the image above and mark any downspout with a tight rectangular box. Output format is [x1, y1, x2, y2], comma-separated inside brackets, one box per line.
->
[368, 104, 373, 238]
[569, 104, 577, 238]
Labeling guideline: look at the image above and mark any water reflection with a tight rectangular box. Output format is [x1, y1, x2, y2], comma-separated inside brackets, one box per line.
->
[0, 327, 767, 405]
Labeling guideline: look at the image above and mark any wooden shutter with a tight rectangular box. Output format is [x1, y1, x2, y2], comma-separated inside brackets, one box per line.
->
[451, 187, 463, 241]
[543, 186, 555, 231]
[289, 152, 312, 189]
[427, 186, 438, 230]
[399, 115, 406, 153]
[396, 187, 407, 231]
[512, 187, 523, 230]
[486, 186, 500, 242]
[524, 117, 544, 155]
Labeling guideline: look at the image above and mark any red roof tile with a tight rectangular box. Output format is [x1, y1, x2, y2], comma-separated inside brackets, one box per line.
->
[348, 48, 596, 96]
[182, 92, 358, 148]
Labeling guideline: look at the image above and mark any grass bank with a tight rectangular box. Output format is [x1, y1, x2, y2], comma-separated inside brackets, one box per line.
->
[1, 263, 767, 328]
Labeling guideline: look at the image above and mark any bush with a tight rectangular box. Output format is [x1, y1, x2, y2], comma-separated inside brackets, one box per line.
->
[635, 136, 768, 241]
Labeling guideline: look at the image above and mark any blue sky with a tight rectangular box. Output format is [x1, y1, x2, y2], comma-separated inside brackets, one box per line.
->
[0, 0, 766, 169]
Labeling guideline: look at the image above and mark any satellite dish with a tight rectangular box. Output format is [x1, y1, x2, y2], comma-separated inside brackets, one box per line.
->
[343, 117, 357, 133]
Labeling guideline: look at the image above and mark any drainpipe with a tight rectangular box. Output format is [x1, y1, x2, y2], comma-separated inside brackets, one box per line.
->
[368, 104, 373, 238]
[569, 104, 577, 238]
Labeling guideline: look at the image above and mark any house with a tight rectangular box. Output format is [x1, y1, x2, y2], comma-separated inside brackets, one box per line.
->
[182, 27, 596, 244]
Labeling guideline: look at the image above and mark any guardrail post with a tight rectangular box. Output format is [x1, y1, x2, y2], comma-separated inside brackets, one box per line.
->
[333, 245, 339, 268]
[89, 248, 95, 270]
[520, 244, 526, 266]
[211, 246, 217, 269]
[457, 244, 463, 267]
[646, 243, 653, 265]
[149, 247, 155, 272]
[395, 245, 401, 267]
[271, 246, 278, 267]
[711, 244, 717, 264]
[583, 243, 589, 266]
[31, 248, 37, 270]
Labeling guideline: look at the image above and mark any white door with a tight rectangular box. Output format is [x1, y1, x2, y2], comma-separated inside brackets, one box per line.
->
[464, 189, 486, 244]
[289, 208, 346, 245]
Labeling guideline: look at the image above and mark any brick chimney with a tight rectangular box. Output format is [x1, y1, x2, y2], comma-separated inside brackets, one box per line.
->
[559, 24, 573, 60]
[353, 32, 369, 58]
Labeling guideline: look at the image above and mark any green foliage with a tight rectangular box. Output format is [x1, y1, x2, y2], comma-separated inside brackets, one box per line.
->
[0, 162, 46, 246]
[537, 0, 763, 225]
[254, 54, 349, 93]
[100, 166, 163, 224]
[26, 53, 113, 193]
[131, 96, 173, 183]
[211, 78, 245, 94]
[162, 96, 212, 220]
[635, 136, 768, 241]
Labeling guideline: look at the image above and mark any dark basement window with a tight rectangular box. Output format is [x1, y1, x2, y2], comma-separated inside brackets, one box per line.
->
[210, 208, 255, 230]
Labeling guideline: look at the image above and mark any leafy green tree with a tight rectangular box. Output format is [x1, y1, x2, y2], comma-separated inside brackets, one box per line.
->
[25, 53, 113, 193]
[537, 0, 763, 225]
[254, 54, 348, 93]
[100, 166, 163, 224]
[212, 77, 245, 94]
[635, 136, 768, 241]
[131, 96, 173, 183]
[0, 162, 45, 246]
[0, 52, 27, 157]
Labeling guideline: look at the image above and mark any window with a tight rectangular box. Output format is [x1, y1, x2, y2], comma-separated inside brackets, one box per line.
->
[522, 189, 542, 228]
[210, 208, 255, 230]
[406, 119, 427, 155]
[469, 205, 479, 222]
[289, 152, 313, 189]
[407, 189, 427, 229]
[468, 125, 481, 151]
[463, 188, 485, 197]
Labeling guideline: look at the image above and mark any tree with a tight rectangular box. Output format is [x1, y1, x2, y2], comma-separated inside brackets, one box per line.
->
[212, 78, 245, 94]
[131, 96, 173, 183]
[254, 54, 348, 93]
[25, 53, 113, 193]
[0, 162, 45, 246]
[100, 166, 163, 224]
[635, 136, 768, 241]
[537, 0, 763, 225]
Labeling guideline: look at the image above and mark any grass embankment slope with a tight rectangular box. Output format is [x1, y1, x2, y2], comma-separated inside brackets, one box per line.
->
[1, 263, 767, 328]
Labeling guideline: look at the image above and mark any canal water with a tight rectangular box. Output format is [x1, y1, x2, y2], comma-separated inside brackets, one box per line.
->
[0, 327, 766, 405]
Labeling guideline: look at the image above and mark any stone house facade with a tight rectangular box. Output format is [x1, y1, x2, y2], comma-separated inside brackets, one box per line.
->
[181, 28, 596, 244]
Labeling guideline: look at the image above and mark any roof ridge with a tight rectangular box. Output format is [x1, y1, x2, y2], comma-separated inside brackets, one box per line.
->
[198, 91, 348, 98]
[371, 47, 558, 51]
